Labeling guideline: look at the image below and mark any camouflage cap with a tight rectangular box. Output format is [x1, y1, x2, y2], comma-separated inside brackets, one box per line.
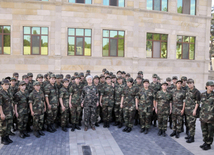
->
[176, 80, 183, 84]
[19, 81, 26, 86]
[56, 74, 61, 79]
[60, 74, 64, 79]
[1, 79, 10, 85]
[37, 74, 43, 78]
[181, 76, 187, 81]
[187, 78, 194, 84]
[50, 74, 56, 78]
[172, 76, 178, 80]
[152, 74, 158, 78]
[86, 70, 90, 73]
[161, 81, 168, 86]
[74, 72, 78, 76]
[126, 73, 131, 77]
[65, 74, 71, 79]
[79, 72, 84, 77]
[94, 75, 100, 79]
[71, 76, 75, 80]
[138, 71, 143, 75]
[44, 74, 48, 79]
[102, 68, 107, 72]
[33, 81, 40, 86]
[22, 75, 28, 79]
[109, 72, 113, 76]
[111, 75, 116, 79]
[127, 77, 134, 83]
[136, 75, 142, 79]
[27, 73, 33, 77]
[5, 77, 11, 81]
[143, 79, 150, 83]
[100, 74, 105, 78]
[105, 71, 109, 74]
[117, 76, 123, 80]
[166, 77, 171, 82]
[105, 76, 111, 79]
[157, 76, 161, 80]
[10, 77, 17, 81]
[75, 75, 81, 79]
[117, 70, 122, 74]
[62, 78, 69, 83]
[13, 72, 19, 77]
[122, 71, 126, 74]
[206, 81, 214, 86]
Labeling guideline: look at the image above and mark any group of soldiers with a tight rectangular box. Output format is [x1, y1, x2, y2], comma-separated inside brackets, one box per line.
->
[0, 69, 213, 151]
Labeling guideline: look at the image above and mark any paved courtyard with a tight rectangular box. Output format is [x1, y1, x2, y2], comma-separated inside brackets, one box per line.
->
[0, 120, 213, 155]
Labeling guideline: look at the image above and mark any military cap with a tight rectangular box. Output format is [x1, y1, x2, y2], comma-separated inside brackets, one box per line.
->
[102, 68, 107, 72]
[56, 74, 61, 79]
[117, 70, 122, 74]
[187, 78, 194, 84]
[65, 74, 71, 79]
[79, 72, 84, 77]
[100, 74, 105, 78]
[111, 75, 116, 79]
[74, 72, 78, 76]
[22, 75, 28, 79]
[27, 73, 33, 77]
[105, 76, 111, 79]
[172, 76, 178, 80]
[161, 81, 168, 86]
[152, 74, 158, 78]
[44, 74, 48, 79]
[117, 76, 123, 80]
[5, 77, 11, 81]
[122, 71, 126, 74]
[37, 74, 43, 78]
[86, 70, 90, 73]
[166, 77, 171, 82]
[60, 74, 64, 79]
[138, 71, 143, 75]
[71, 76, 75, 80]
[1, 79, 10, 85]
[181, 76, 187, 81]
[33, 81, 40, 86]
[157, 76, 161, 80]
[136, 75, 142, 79]
[109, 72, 113, 76]
[127, 77, 134, 83]
[10, 77, 17, 81]
[75, 75, 81, 79]
[13, 72, 19, 77]
[176, 80, 183, 84]
[62, 78, 69, 83]
[206, 81, 214, 86]
[19, 81, 26, 86]
[143, 79, 150, 83]
[105, 71, 109, 75]
[94, 75, 100, 79]
[126, 73, 131, 77]
[50, 74, 56, 78]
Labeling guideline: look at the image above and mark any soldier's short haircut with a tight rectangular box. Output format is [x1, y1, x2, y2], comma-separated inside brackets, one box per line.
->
[86, 75, 93, 81]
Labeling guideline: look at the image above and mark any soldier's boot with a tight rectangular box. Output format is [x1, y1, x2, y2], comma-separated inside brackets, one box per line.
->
[113, 121, 119, 126]
[13, 124, 17, 132]
[75, 124, 81, 130]
[103, 121, 107, 128]
[162, 130, 167, 137]
[6, 136, 13, 143]
[127, 127, 132, 133]
[140, 128, 145, 133]
[202, 143, 211, 150]
[106, 122, 110, 128]
[71, 124, 75, 132]
[95, 123, 99, 127]
[66, 124, 72, 128]
[200, 143, 206, 148]
[38, 130, 45, 136]
[186, 136, 194, 143]
[118, 122, 123, 128]
[1, 137, 10, 145]
[144, 128, 149, 134]
[9, 131, 15, 136]
[79, 120, 82, 127]
[33, 130, 40, 138]
[153, 120, 157, 127]
[158, 129, 162, 136]
[169, 122, 172, 129]
[134, 119, 138, 126]
[170, 130, 176, 137]
[185, 126, 189, 135]
[19, 131, 25, 139]
[47, 125, 54, 133]
[122, 126, 128, 132]
[26, 125, 33, 132]
[23, 131, 30, 137]
[42, 125, 46, 131]
[51, 124, 57, 132]
[62, 127, 68, 132]
[181, 125, 184, 132]
[175, 131, 180, 138]
[185, 133, 190, 139]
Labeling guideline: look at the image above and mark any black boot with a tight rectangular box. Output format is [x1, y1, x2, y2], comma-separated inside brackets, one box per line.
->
[134, 119, 138, 126]
[106, 122, 110, 128]
[62, 127, 67, 132]
[170, 130, 176, 137]
[186, 136, 194, 143]
[185, 134, 190, 139]
[140, 128, 145, 133]
[186, 127, 189, 135]
[113, 121, 119, 126]
[176, 131, 180, 138]
[127, 127, 132, 133]
[51, 124, 57, 132]
[95, 123, 99, 127]
[79, 120, 82, 126]
[162, 130, 167, 137]
[200, 143, 206, 148]
[169, 122, 172, 129]
[103, 121, 107, 128]
[9, 131, 15, 136]
[71, 124, 75, 132]
[26, 126, 33, 132]
[75, 124, 81, 130]
[38, 130, 45, 136]
[202, 143, 211, 150]
[6, 136, 13, 143]
[123, 126, 128, 132]
[19, 131, 25, 139]
[1, 137, 10, 145]
[33, 130, 40, 138]
[144, 128, 148, 134]
[47, 125, 54, 133]
[23, 130, 30, 137]
[158, 129, 162, 136]
[118, 122, 123, 128]
[153, 120, 157, 127]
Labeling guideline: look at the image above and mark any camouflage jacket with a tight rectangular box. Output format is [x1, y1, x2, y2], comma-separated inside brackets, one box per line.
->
[200, 91, 214, 123]
[28, 80, 35, 94]
[59, 86, 70, 109]
[114, 84, 125, 103]
[9, 85, 18, 97]
[29, 90, 45, 115]
[185, 87, 201, 115]
[156, 90, 172, 115]
[44, 83, 59, 109]
[43, 80, 50, 88]
[182, 85, 189, 94]
[133, 83, 144, 90]
[136, 88, 154, 113]
[172, 89, 186, 115]
[100, 84, 115, 107]
[39, 82, 45, 94]
[14, 90, 29, 114]
[69, 83, 83, 106]
[0, 89, 14, 119]
[81, 85, 98, 107]
[167, 84, 174, 92]
[149, 82, 161, 96]
[55, 82, 63, 94]
[122, 86, 139, 107]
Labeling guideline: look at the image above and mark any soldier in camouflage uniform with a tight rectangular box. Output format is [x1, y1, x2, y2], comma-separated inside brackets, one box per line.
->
[199, 81, 214, 150]
[81, 75, 99, 131]
[27, 73, 35, 94]
[170, 80, 186, 138]
[14, 81, 30, 138]
[59, 79, 70, 132]
[114, 76, 125, 128]
[155, 82, 172, 137]
[13, 72, 20, 87]
[29, 81, 46, 138]
[166, 77, 174, 129]
[184, 79, 201, 143]
[121, 78, 139, 133]
[93, 75, 100, 127]
[0, 79, 14, 145]
[69, 76, 83, 131]
[136, 79, 155, 134]
[36, 74, 45, 93]
[44, 74, 58, 133]
[171, 76, 178, 89]
[43, 73, 50, 88]
[100, 76, 115, 128]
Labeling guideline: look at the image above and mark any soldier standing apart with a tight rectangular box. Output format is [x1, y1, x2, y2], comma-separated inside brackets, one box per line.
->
[0, 79, 14, 145]
[170, 80, 186, 138]
[121, 78, 138, 133]
[81, 75, 99, 131]
[155, 82, 172, 137]
[199, 81, 214, 150]
[100, 76, 115, 128]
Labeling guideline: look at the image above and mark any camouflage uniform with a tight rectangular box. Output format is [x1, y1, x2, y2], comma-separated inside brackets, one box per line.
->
[81, 85, 98, 128]
[97, 81, 106, 122]
[27, 80, 35, 94]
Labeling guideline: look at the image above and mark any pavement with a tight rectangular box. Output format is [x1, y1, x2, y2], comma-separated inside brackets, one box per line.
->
[0, 119, 213, 155]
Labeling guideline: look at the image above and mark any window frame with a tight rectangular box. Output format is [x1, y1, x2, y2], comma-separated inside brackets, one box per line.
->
[147, 0, 168, 12]
[177, 0, 196, 15]
[0, 25, 11, 55]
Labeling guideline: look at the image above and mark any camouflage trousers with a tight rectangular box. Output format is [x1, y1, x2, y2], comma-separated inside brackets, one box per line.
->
[0, 117, 13, 137]
[151, 110, 157, 122]
[158, 114, 168, 131]
[123, 105, 135, 128]
[102, 105, 113, 122]
[84, 106, 96, 128]
[114, 102, 123, 123]
[138, 110, 152, 129]
[172, 114, 183, 132]
[60, 108, 69, 127]
[201, 121, 214, 145]
[17, 113, 28, 131]
[96, 105, 101, 123]
[33, 114, 44, 131]
[186, 114, 196, 136]
[46, 108, 58, 125]
[70, 106, 82, 125]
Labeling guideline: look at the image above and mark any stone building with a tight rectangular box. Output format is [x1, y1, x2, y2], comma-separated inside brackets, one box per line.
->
[0, 0, 212, 90]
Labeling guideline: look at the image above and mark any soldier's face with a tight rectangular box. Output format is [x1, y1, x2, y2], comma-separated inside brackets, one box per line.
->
[87, 78, 92, 84]
[106, 78, 111, 84]
[93, 78, 99, 84]
[56, 79, 60, 83]
[122, 74, 126, 78]
[111, 78, 116, 83]
[2, 84, 9, 90]
[153, 78, 157, 82]
[117, 73, 121, 76]
[162, 84, 167, 90]
[100, 77, 105, 83]
[188, 83, 194, 89]
[143, 82, 149, 88]
[127, 82, 132, 87]
[23, 78, 29, 84]
[34, 85, 40, 91]
[182, 81, 187, 86]
[136, 78, 142, 84]
[10, 80, 16, 86]
[50, 78, 56, 84]
[207, 85, 214, 91]
[125, 76, 129, 80]
[81, 77, 84, 81]
[176, 82, 182, 89]
[172, 79, 177, 84]
[37, 78, 43, 82]
[20, 85, 26, 91]
[14, 76, 19, 80]
[63, 81, 69, 87]
[28, 77, 33, 81]
[75, 78, 80, 84]
[167, 81, 171, 85]
[117, 79, 122, 84]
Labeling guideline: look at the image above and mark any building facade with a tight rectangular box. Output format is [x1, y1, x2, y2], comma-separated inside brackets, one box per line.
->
[0, 0, 212, 90]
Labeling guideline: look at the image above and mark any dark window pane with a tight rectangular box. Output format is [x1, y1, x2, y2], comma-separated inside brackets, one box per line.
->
[110, 0, 117, 6]
[41, 36, 48, 55]
[161, 34, 167, 41]
[118, 0, 125, 7]
[24, 35, 31, 55]
[183, 0, 190, 14]
[84, 37, 91, 56]
[110, 39, 117, 56]
[76, 0, 84, 3]
[176, 43, 182, 59]
[177, 36, 182, 42]
[153, 34, 160, 40]
[183, 36, 189, 43]
[3, 35, 10, 54]
[162, 0, 168, 11]
[146, 41, 152, 57]
[0, 35, 2, 54]
[190, 37, 195, 43]
[177, 0, 183, 13]
[189, 44, 195, 60]
[147, 0, 153, 10]
[182, 43, 189, 59]
[3, 26, 10, 33]
[68, 37, 75, 56]
[190, 0, 196, 15]
[110, 30, 117, 38]
[32, 36, 40, 54]
[32, 27, 40, 35]
[161, 42, 167, 58]
[147, 33, 153, 40]
[118, 39, 124, 57]
[24, 27, 30, 34]
[154, 0, 161, 11]
[153, 41, 160, 58]
[103, 38, 109, 56]
[68, 28, 75, 36]
[76, 37, 83, 55]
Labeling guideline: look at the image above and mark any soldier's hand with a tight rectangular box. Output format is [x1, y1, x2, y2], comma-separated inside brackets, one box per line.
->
[62, 106, 65, 112]
[136, 106, 138, 110]
[181, 110, 184, 115]
[16, 112, 19, 118]
[170, 109, 172, 114]
[1, 113, 5, 120]
[120, 104, 123, 108]
[155, 108, 157, 114]
[96, 102, 99, 107]
[193, 110, 196, 116]
[31, 111, 34, 117]
[44, 107, 46, 112]
[81, 103, 83, 107]
[48, 104, 51, 110]
[69, 103, 72, 109]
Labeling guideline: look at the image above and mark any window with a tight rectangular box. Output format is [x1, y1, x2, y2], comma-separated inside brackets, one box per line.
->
[176, 36, 195, 60]
[177, 0, 196, 15]
[68, 28, 91, 56]
[23, 27, 48, 55]
[68, 0, 92, 4]
[146, 33, 168, 58]
[147, 0, 168, 12]
[103, 30, 124, 57]
[0, 26, 10, 55]
[103, 0, 125, 7]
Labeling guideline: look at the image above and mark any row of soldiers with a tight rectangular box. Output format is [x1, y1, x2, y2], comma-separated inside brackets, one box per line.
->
[0, 69, 213, 151]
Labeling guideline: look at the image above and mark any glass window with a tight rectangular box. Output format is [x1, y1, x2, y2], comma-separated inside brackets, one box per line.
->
[147, 0, 168, 12]
[0, 25, 11, 55]
[67, 28, 92, 56]
[103, 0, 125, 7]
[103, 30, 125, 57]
[177, 0, 196, 15]
[68, 0, 92, 4]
